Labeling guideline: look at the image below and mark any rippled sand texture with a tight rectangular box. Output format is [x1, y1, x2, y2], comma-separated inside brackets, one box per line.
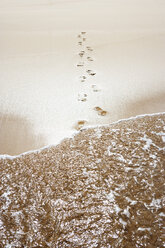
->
[0, 113, 165, 247]
[0, 0, 165, 155]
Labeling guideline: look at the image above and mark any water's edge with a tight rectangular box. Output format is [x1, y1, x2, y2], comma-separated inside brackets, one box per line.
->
[0, 111, 164, 160]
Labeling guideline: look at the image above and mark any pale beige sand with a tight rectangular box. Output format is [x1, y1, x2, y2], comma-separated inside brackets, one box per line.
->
[0, 0, 165, 155]
[0, 113, 164, 247]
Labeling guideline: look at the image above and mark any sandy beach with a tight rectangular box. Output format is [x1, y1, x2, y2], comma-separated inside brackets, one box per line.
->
[0, 1, 165, 246]
[0, 0, 165, 155]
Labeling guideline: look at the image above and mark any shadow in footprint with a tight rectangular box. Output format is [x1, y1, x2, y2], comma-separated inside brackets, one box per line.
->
[78, 93, 87, 102]
[74, 120, 87, 130]
[92, 85, 100, 92]
[77, 62, 84, 67]
[0, 113, 46, 156]
[87, 46, 93, 51]
[94, 107, 108, 116]
[80, 76, 86, 82]
[87, 57, 93, 61]
[79, 51, 85, 57]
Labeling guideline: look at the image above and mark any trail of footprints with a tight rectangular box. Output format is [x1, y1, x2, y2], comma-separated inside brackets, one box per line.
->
[76, 32, 107, 130]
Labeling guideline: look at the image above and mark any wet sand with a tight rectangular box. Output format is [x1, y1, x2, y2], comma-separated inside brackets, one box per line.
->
[0, 113, 45, 155]
[0, 113, 164, 247]
[122, 92, 165, 120]
[0, 0, 165, 155]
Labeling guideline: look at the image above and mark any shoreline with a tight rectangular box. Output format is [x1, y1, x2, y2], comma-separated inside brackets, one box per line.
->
[1, 111, 164, 159]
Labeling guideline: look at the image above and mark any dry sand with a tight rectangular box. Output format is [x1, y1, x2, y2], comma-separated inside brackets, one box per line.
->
[0, 113, 165, 247]
[0, 0, 165, 155]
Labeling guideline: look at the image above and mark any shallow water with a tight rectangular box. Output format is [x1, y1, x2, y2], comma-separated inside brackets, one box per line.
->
[0, 113, 164, 246]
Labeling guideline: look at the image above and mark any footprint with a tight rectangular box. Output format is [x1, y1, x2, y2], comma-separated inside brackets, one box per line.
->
[94, 106, 102, 111]
[80, 76, 86, 82]
[80, 76, 86, 80]
[99, 110, 107, 116]
[86, 69, 92, 74]
[92, 85, 100, 92]
[81, 32, 86, 35]
[94, 106, 107, 116]
[90, 72, 96, 76]
[78, 35, 81, 38]
[87, 46, 93, 51]
[78, 93, 87, 102]
[86, 70, 96, 76]
[79, 51, 85, 57]
[78, 41, 82, 46]
[79, 53, 84, 58]
[83, 38, 86, 41]
[77, 62, 84, 67]
[87, 57, 93, 61]
[74, 120, 87, 130]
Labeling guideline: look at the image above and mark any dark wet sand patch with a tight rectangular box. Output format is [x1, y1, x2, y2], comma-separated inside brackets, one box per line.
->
[110, 91, 165, 122]
[125, 91, 165, 118]
[0, 113, 46, 156]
